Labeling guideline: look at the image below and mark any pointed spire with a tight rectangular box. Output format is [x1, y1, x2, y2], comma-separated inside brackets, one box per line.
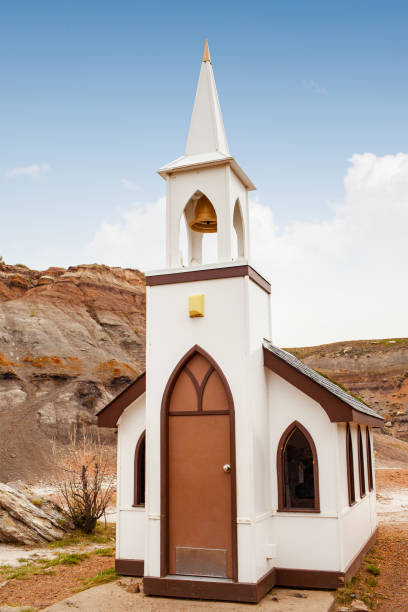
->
[184, 40, 229, 157]
[202, 39, 211, 63]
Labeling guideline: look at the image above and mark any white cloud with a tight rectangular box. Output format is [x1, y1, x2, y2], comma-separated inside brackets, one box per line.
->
[302, 79, 327, 95]
[120, 178, 139, 191]
[88, 153, 408, 347]
[251, 152, 408, 346]
[89, 198, 166, 271]
[5, 163, 51, 180]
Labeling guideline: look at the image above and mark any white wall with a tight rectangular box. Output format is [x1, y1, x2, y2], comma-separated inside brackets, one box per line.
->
[262, 370, 341, 574]
[146, 274, 272, 582]
[116, 394, 146, 561]
[337, 423, 378, 571]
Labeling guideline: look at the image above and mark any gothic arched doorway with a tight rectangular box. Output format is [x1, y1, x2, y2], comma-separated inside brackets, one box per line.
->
[161, 346, 237, 580]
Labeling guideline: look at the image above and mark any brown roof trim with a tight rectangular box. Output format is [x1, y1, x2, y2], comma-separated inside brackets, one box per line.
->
[145, 265, 271, 294]
[97, 372, 146, 428]
[263, 347, 383, 427]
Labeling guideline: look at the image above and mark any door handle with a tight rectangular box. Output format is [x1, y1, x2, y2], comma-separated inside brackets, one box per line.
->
[223, 464, 231, 473]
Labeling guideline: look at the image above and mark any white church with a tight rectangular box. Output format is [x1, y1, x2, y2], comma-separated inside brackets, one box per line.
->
[98, 40, 383, 603]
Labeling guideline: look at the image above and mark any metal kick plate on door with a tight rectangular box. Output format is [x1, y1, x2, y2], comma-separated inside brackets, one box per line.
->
[175, 546, 227, 578]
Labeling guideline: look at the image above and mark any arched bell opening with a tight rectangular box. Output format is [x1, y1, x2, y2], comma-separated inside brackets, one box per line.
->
[232, 199, 245, 260]
[181, 191, 218, 266]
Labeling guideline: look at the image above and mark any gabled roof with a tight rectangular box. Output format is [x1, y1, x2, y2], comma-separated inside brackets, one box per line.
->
[263, 340, 384, 427]
[96, 372, 145, 428]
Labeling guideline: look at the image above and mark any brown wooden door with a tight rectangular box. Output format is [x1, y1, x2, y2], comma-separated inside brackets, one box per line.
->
[164, 350, 236, 579]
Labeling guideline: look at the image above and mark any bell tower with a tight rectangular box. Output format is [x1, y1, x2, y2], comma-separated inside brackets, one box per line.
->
[144, 41, 272, 590]
[158, 40, 255, 268]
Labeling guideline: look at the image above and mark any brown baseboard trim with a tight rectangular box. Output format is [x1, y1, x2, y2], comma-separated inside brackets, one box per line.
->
[115, 558, 144, 577]
[276, 567, 342, 590]
[143, 566, 276, 603]
[141, 529, 378, 602]
[255, 566, 277, 601]
[344, 527, 378, 583]
[146, 264, 271, 294]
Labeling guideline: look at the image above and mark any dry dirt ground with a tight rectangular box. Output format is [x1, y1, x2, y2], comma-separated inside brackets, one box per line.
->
[0, 555, 114, 609]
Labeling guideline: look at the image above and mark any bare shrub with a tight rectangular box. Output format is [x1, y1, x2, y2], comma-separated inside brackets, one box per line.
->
[52, 427, 116, 534]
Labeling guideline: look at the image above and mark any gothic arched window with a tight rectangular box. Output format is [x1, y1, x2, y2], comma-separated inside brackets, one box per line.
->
[357, 425, 366, 498]
[277, 421, 320, 512]
[133, 430, 146, 507]
[346, 424, 356, 506]
[366, 427, 374, 491]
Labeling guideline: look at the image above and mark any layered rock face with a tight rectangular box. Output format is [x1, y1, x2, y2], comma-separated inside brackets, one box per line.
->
[0, 482, 67, 544]
[287, 339, 408, 439]
[0, 263, 145, 482]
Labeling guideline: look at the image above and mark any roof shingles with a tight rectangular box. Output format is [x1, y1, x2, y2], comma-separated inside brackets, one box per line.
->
[263, 339, 383, 422]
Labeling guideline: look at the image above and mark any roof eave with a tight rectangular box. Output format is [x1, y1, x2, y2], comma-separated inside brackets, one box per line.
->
[97, 372, 146, 428]
[263, 345, 384, 427]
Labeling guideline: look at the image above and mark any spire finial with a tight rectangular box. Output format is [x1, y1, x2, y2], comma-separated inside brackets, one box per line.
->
[202, 39, 211, 63]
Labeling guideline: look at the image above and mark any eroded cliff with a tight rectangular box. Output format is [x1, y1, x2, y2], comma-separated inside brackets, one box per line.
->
[0, 263, 145, 482]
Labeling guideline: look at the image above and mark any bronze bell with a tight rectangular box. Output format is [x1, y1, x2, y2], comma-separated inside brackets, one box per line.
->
[189, 195, 217, 233]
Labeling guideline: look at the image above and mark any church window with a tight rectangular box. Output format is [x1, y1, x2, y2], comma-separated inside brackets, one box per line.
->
[277, 422, 320, 512]
[133, 430, 146, 507]
[346, 424, 356, 505]
[357, 425, 366, 498]
[366, 427, 374, 491]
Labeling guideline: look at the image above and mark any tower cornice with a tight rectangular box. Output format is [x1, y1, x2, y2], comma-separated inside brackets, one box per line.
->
[157, 154, 256, 191]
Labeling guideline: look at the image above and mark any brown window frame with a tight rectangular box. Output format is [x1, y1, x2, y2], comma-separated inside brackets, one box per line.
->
[133, 430, 146, 507]
[346, 423, 356, 506]
[276, 420, 320, 513]
[366, 427, 374, 491]
[357, 425, 366, 498]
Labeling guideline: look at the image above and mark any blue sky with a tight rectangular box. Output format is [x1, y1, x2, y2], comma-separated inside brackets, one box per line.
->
[1, 1, 407, 344]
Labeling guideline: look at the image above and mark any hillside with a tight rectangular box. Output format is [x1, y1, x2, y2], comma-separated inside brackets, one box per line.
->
[0, 263, 145, 482]
[286, 339, 408, 439]
[0, 262, 407, 483]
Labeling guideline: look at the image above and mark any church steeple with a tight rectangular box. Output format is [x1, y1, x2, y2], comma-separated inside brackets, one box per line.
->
[184, 40, 230, 157]
[158, 40, 255, 270]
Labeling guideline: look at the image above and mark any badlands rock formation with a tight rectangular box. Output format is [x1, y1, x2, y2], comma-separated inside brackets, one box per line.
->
[0, 482, 66, 544]
[0, 263, 145, 482]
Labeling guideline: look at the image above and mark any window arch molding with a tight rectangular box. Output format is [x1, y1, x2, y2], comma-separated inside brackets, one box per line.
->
[133, 430, 146, 507]
[276, 420, 320, 513]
